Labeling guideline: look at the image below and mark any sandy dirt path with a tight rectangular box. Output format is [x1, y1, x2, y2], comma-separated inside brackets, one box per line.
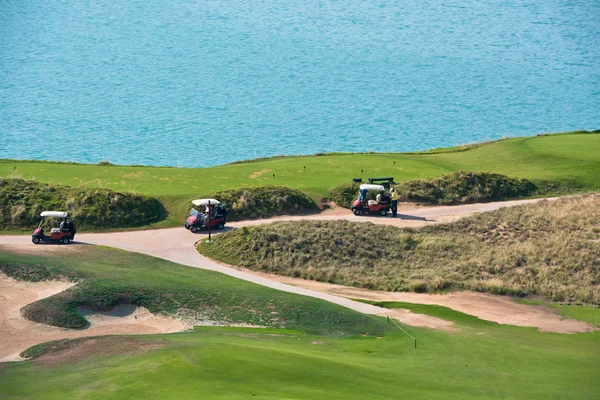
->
[227, 197, 557, 228]
[2, 196, 590, 344]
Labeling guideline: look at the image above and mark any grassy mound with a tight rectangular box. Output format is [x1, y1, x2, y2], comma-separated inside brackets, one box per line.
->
[199, 186, 318, 221]
[0, 246, 386, 335]
[199, 195, 600, 304]
[395, 171, 537, 204]
[328, 171, 537, 208]
[0, 179, 163, 230]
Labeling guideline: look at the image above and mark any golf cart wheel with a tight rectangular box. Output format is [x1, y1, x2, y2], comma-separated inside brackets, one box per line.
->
[216, 223, 225, 230]
[184, 223, 190, 229]
[352, 208, 361, 216]
[32, 237, 40, 245]
[61, 237, 70, 245]
[190, 226, 198, 233]
[380, 209, 387, 216]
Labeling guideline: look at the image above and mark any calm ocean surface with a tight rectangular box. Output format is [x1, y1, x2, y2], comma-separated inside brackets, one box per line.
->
[1, 0, 599, 167]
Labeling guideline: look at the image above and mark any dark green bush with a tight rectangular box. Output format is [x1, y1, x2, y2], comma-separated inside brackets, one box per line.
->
[328, 182, 360, 208]
[0, 179, 163, 230]
[396, 171, 537, 205]
[205, 186, 318, 221]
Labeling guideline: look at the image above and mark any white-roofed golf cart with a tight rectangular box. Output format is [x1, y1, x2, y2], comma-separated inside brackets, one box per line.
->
[32, 211, 76, 244]
[185, 198, 227, 233]
[350, 184, 391, 216]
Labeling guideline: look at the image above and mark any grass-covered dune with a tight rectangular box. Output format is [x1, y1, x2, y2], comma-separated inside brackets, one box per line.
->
[0, 246, 385, 336]
[0, 178, 162, 230]
[1, 131, 599, 227]
[171, 185, 318, 223]
[329, 171, 537, 207]
[2, 304, 599, 399]
[199, 194, 600, 304]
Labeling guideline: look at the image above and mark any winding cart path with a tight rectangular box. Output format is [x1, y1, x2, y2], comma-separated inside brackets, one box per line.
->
[1, 197, 593, 336]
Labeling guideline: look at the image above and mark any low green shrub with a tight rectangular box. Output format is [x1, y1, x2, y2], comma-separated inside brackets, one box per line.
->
[395, 171, 537, 204]
[203, 186, 318, 221]
[0, 179, 163, 230]
[328, 182, 360, 208]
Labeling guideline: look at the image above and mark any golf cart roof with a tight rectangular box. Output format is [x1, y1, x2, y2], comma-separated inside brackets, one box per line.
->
[192, 198, 221, 206]
[40, 211, 68, 218]
[359, 184, 385, 191]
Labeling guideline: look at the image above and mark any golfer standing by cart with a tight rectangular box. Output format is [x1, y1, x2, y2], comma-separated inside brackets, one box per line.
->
[390, 186, 398, 217]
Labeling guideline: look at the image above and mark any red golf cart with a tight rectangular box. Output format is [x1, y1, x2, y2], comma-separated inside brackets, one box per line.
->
[350, 184, 390, 216]
[32, 211, 76, 244]
[184, 198, 227, 233]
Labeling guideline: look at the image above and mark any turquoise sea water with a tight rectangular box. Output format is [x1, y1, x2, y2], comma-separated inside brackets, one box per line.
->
[1, 0, 599, 167]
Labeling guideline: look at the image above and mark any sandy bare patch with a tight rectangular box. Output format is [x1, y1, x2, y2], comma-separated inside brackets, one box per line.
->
[385, 308, 458, 332]
[0, 273, 189, 363]
[249, 169, 271, 179]
[269, 276, 594, 334]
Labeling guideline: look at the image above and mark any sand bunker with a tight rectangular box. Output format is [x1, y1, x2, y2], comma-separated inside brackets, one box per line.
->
[76, 304, 187, 330]
[0, 273, 190, 362]
[268, 276, 595, 334]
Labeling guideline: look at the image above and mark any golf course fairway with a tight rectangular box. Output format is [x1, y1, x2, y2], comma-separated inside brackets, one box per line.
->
[0, 245, 599, 399]
[1, 132, 599, 228]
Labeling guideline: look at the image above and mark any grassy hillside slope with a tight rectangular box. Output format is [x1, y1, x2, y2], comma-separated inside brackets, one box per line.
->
[1, 305, 598, 399]
[1, 131, 599, 226]
[0, 246, 385, 335]
[199, 195, 600, 304]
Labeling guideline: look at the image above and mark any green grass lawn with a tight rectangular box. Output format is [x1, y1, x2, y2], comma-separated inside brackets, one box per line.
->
[2, 131, 599, 227]
[1, 301, 599, 399]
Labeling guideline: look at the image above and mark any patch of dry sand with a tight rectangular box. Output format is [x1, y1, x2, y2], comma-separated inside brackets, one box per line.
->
[249, 169, 271, 179]
[269, 275, 595, 334]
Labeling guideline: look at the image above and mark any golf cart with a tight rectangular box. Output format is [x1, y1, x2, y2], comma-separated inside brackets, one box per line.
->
[184, 198, 227, 233]
[350, 184, 390, 216]
[32, 211, 76, 244]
